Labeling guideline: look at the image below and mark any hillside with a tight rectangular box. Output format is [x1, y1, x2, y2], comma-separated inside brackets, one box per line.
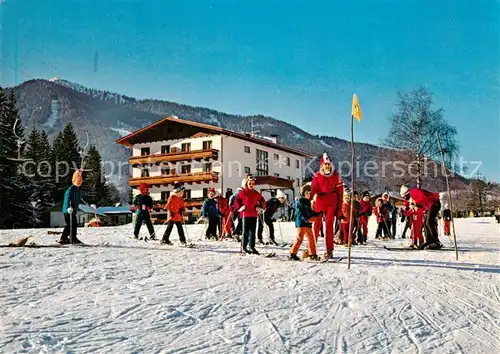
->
[10, 79, 465, 194]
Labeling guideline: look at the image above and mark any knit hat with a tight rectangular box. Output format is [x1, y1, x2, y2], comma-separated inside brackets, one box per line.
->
[319, 152, 331, 166]
[72, 169, 83, 187]
[208, 187, 216, 196]
[276, 189, 287, 200]
[225, 190, 232, 199]
[300, 183, 312, 196]
[362, 191, 370, 198]
[173, 182, 185, 193]
[400, 185, 410, 197]
[139, 183, 149, 194]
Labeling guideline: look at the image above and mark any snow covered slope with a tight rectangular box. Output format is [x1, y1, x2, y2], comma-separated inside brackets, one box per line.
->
[0, 217, 499, 353]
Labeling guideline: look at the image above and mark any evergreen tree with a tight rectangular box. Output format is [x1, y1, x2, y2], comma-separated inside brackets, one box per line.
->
[82, 145, 115, 206]
[0, 89, 31, 228]
[52, 123, 81, 203]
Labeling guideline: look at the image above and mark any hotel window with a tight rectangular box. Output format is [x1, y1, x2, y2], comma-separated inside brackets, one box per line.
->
[161, 145, 171, 154]
[141, 168, 150, 177]
[244, 146, 250, 153]
[286, 157, 291, 166]
[274, 153, 279, 161]
[274, 173, 280, 177]
[244, 166, 251, 174]
[141, 147, 150, 156]
[203, 140, 212, 150]
[181, 143, 191, 152]
[184, 189, 191, 199]
[256, 149, 269, 176]
[181, 165, 191, 174]
[295, 159, 300, 168]
[287, 176, 291, 180]
[161, 167, 171, 176]
[203, 188, 209, 198]
[203, 163, 212, 172]
[161, 191, 170, 201]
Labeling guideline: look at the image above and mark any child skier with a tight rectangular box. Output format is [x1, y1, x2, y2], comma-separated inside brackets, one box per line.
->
[130, 183, 155, 240]
[403, 200, 425, 248]
[234, 174, 266, 254]
[59, 169, 84, 244]
[202, 188, 220, 239]
[289, 183, 322, 261]
[374, 198, 390, 239]
[382, 192, 395, 238]
[358, 192, 372, 244]
[442, 203, 452, 236]
[257, 189, 287, 245]
[400, 185, 442, 249]
[218, 191, 232, 239]
[161, 183, 187, 245]
[340, 192, 353, 245]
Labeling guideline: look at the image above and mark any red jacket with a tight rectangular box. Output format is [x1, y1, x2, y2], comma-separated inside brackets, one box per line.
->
[373, 205, 388, 223]
[166, 194, 185, 222]
[311, 171, 343, 215]
[217, 197, 230, 216]
[359, 200, 372, 223]
[234, 188, 266, 218]
[341, 201, 351, 224]
[403, 207, 424, 228]
[406, 188, 440, 211]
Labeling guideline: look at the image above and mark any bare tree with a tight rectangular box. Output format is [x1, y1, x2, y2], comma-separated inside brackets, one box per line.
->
[383, 87, 459, 187]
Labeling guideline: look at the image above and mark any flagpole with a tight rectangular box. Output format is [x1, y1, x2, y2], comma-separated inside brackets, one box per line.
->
[436, 132, 459, 261]
[347, 114, 355, 269]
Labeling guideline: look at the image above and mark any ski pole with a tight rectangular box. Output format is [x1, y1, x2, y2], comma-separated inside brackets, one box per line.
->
[69, 208, 73, 245]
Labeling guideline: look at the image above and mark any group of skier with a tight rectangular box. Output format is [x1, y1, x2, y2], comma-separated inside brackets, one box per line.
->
[58, 152, 449, 257]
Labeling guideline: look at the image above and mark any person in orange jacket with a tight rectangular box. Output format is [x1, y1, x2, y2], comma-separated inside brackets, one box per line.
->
[234, 174, 266, 254]
[403, 200, 425, 248]
[161, 183, 187, 245]
[340, 192, 353, 245]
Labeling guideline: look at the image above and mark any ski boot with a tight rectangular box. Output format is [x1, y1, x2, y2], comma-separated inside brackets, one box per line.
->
[426, 242, 443, 250]
[58, 237, 71, 245]
[161, 239, 173, 246]
[250, 248, 260, 255]
[149, 235, 157, 241]
[309, 255, 321, 261]
[288, 253, 300, 261]
[323, 250, 333, 261]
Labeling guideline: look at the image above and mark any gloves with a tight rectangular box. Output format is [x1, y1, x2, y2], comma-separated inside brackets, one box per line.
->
[67, 207, 74, 214]
[238, 206, 246, 213]
[256, 207, 264, 214]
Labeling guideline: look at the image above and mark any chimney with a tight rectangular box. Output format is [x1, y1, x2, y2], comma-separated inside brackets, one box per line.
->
[270, 134, 281, 144]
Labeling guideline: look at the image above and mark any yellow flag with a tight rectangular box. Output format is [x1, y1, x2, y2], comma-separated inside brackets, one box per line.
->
[352, 93, 362, 121]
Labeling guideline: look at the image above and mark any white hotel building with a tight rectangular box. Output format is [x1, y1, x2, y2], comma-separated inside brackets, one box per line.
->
[116, 116, 313, 214]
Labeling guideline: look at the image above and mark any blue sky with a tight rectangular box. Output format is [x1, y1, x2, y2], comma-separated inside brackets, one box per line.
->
[1, 0, 499, 180]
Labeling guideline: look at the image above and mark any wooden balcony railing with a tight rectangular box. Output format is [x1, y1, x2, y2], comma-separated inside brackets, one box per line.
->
[153, 199, 203, 211]
[130, 149, 219, 166]
[129, 172, 219, 187]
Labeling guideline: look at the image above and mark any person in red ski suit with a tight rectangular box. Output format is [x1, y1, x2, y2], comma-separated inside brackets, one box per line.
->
[311, 152, 344, 259]
[442, 203, 452, 236]
[217, 191, 232, 239]
[403, 201, 425, 248]
[358, 192, 372, 243]
[400, 185, 442, 249]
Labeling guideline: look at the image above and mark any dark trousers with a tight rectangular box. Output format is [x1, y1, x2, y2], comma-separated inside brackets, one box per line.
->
[134, 211, 155, 238]
[233, 212, 242, 235]
[257, 213, 275, 242]
[61, 213, 78, 242]
[206, 217, 219, 237]
[391, 219, 397, 238]
[162, 221, 186, 243]
[243, 217, 258, 250]
[424, 200, 441, 245]
[402, 219, 411, 238]
[376, 221, 390, 238]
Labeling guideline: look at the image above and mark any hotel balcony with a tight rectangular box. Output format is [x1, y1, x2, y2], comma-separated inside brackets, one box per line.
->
[130, 149, 219, 166]
[129, 171, 219, 187]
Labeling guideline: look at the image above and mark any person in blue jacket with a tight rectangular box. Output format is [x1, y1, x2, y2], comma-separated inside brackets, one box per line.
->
[202, 188, 221, 239]
[59, 170, 83, 244]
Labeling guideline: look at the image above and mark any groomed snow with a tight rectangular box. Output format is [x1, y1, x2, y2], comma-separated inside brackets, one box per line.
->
[1, 217, 499, 353]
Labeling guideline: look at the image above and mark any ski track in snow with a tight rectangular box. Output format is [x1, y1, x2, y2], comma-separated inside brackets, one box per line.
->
[0, 217, 499, 353]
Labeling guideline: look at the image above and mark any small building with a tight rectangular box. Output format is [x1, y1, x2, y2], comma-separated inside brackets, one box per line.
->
[97, 206, 133, 226]
[49, 204, 132, 228]
[116, 116, 313, 216]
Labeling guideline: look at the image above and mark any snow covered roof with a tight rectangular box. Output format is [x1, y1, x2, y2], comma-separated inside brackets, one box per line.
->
[97, 206, 132, 215]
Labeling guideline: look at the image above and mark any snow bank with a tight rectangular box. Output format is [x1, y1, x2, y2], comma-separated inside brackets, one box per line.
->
[0, 217, 499, 353]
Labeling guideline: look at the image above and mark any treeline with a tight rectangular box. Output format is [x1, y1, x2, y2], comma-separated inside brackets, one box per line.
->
[0, 87, 119, 229]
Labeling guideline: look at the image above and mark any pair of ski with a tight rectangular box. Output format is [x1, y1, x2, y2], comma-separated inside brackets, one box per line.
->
[382, 245, 451, 251]
[263, 252, 343, 263]
[130, 236, 196, 249]
[0, 241, 110, 248]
